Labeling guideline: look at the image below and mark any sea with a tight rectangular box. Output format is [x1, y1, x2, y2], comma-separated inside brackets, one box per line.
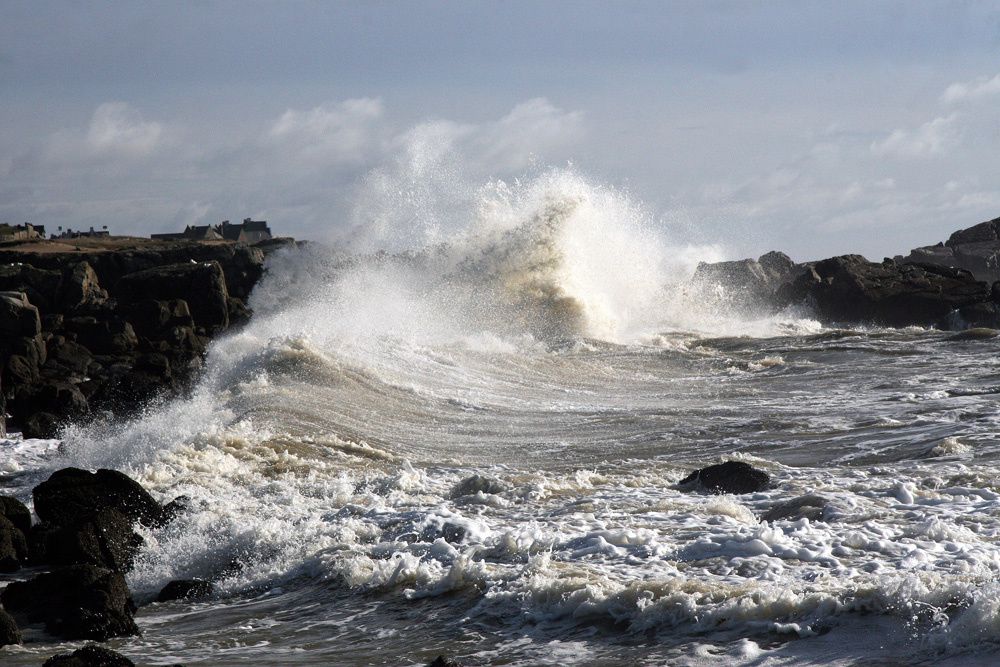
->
[2, 169, 1000, 666]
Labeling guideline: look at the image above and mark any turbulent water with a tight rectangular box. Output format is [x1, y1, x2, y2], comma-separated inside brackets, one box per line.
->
[3, 170, 1000, 665]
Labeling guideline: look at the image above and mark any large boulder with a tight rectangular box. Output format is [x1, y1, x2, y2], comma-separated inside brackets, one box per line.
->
[156, 578, 214, 602]
[33, 468, 163, 528]
[0, 264, 61, 311]
[0, 608, 21, 647]
[0, 291, 41, 342]
[38, 508, 144, 571]
[1, 564, 139, 640]
[59, 261, 108, 311]
[43, 644, 135, 667]
[679, 461, 771, 494]
[896, 216, 1000, 283]
[116, 261, 230, 331]
[778, 255, 995, 328]
[0, 514, 28, 571]
[0, 496, 31, 534]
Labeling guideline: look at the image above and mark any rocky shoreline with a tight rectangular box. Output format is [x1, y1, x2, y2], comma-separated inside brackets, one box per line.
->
[0, 236, 295, 438]
[691, 214, 1000, 330]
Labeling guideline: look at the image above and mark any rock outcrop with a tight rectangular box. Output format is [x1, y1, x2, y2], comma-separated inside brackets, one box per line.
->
[678, 461, 771, 494]
[43, 644, 135, 667]
[897, 215, 1000, 283]
[691, 251, 801, 312]
[0, 237, 274, 435]
[777, 255, 999, 328]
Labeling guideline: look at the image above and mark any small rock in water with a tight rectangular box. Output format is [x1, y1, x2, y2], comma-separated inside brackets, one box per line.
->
[0, 608, 21, 647]
[678, 461, 770, 494]
[33, 467, 164, 528]
[43, 644, 135, 667]
[157, 578, 215, 602]
[426, 657, 463, 667]
[760, 495, 827, 522]
[450, 474, 507, 498]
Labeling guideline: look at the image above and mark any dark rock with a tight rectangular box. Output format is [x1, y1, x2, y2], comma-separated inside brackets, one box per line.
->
[896, 216, 1000, 283]
[0, 291, 41, 342]
[679, 461, 770, 495]
[13, 381, 89, 420]
[43, 644, 134, 667]
[427, 657, 463, 667]
[778, 255, 993, 328]
[0, 264, 61, 312]
[0, 495, 32, 534]
[66, 317, 138, 356]
[5, 353, 39, 386]
[156, 578, 214, 602]
[33, 467, 163, 528]
[0, 608, 21, 647]
[0, 514, 28, 571]
[117, 262, 230, 332]
[158, 495, 191, 526]
[450, 474, 507, 498]
[1, 564, 139, 640]
[761, 495, 827, 522]
[42, 508, 144, 571]
[59, 261, 108, 311]
[23, 411, 60, 439]
[44, 338, 93, 376]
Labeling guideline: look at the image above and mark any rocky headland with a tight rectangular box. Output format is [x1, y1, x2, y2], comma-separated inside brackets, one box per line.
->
[691, 214, 1000, 330]
[0, 235, 295, 438]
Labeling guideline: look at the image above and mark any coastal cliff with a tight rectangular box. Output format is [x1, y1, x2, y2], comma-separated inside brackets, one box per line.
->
[0, 236, 294, 437]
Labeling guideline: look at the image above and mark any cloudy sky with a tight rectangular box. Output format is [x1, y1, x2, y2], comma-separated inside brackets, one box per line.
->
[3, 1, 1000, 260]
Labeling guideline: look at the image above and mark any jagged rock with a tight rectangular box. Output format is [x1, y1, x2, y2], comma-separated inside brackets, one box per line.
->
[0, 264, 61, 311]
[41, 508, 144, 571]
[117, 262, 230, 331]
[897, 216, 1000, 283]
[1, 564, 139, 640]
[0, 608, 21, 647]
[44, 338, 93, 376]
[43, 644, 135, 667]
[692, 251, 802, 311]
[0, 496, 31, 534]
[679, 461, 770, 495]
[33, 468, 164, 528]
[450, 474, 507, 498]
[156, 578, 214, 602]
[60, 261, 108, 311]
[778, 255, 993, 328]
[0, 514, 28, 571]
[0, 291, 41, 342]
[23, 411, 60, 439]
[66, 317, 138, 355]
[13, 381, 88, 420]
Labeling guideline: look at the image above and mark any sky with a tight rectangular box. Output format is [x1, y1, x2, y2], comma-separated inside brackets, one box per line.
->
[2, 1, 1000, 261]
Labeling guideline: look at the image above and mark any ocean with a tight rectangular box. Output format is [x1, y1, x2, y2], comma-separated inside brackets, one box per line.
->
[3, 170, 1000, 665]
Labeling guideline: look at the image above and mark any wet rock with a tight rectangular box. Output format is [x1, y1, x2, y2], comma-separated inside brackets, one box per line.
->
[450, 474, 507, 498]
[117, 261, 230, 332]
[426, 657, 463, 667]
[0, 608, 21, 647]
[43, 644, 135, 667]
[23, 411, 60, 439]
[42, 508, 144, 571]
[158, 495, 191, 526]
[156, 578, 214, 602]
[0, 496, 31, 534]
[0, 291, 41, 341]
[678, 461, 770, 495]
[692, 251, 802, 310]
[13, 381, 89, 420]
[1, 564, 139, 640]
[33, 467, 164, 528]
[760, 495, 827, 522]
[0, 514, 28, 572]
[778, 255, 992, 328]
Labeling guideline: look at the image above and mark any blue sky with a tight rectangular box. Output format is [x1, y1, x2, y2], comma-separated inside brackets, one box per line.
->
[3, 1, 1000, 260]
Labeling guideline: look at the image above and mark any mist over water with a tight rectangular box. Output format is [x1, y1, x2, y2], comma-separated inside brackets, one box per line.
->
[5, 165, 1000, 666]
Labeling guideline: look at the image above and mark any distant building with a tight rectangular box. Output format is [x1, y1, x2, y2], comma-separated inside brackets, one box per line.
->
[51, 226, 109, 239]
[0, 223, 47, 242]
[152, 218, 273, 244]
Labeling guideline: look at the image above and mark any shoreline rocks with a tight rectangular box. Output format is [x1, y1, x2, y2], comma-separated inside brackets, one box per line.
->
[0, 236, 282, 437]
[678, 461, 770, 494]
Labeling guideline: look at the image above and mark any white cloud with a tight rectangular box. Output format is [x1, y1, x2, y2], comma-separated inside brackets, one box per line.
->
[267, 98, 385, 165]
[870, 114, 958, 158]
[475, 98, 584, 172]
[86, 102, 162, 156]
[941, 73, 1000, 104]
